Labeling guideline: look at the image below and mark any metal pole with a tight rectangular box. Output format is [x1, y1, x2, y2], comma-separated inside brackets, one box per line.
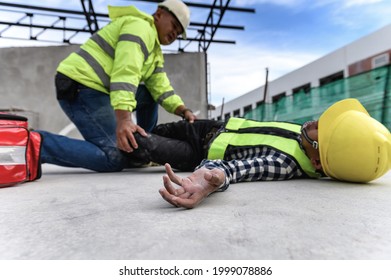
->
[263, 67, 269, 102]
[220, 97, 225, 119]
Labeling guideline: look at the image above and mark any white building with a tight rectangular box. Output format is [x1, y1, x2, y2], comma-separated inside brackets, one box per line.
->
[210, 23, 391, 120]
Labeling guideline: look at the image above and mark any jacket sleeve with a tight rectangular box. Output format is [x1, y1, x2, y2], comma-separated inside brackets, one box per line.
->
[108, 18, 155, 111]
[144, 62, 185, 114]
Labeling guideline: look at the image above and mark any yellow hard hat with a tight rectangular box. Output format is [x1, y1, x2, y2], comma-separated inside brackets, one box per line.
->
[318, 98, 391, 183]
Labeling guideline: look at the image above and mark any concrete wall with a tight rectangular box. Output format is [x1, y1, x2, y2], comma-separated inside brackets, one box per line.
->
[0, 45, 206, 135]
[160, 51, 207, 121]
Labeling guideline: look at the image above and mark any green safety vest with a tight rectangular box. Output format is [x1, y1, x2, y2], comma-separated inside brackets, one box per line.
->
[57, 5, 184, 113]
[207, 117, 319, 178]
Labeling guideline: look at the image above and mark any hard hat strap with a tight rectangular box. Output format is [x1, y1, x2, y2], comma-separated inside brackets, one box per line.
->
[301, 126, 319, 150]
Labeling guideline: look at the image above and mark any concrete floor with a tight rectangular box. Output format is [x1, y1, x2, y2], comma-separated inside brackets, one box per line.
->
[0, 164, 390, 260]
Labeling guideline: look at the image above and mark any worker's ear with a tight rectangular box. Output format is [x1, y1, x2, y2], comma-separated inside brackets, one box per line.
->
[154, 7, 164, 20]
[310, 157, 322, 170]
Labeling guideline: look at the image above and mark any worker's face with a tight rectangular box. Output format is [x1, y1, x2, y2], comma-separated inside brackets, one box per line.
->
[301, 120, 322, 170]
[154, 8, 183, 45]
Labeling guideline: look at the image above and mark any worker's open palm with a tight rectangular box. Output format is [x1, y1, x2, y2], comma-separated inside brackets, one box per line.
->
[159, 163, 225, 209]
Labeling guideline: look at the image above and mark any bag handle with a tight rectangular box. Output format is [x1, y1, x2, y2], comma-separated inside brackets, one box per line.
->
[0, 113, 28, 121]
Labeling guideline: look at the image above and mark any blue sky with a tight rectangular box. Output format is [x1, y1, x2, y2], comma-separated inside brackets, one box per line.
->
[0, 0, 390, 106]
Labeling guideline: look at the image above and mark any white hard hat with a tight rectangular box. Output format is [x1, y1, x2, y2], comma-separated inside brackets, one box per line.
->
[159, 0, 190, 39]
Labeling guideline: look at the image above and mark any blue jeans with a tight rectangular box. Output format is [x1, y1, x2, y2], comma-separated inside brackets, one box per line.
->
[135, 85, 158, 132]
[38, 85, 158, 172]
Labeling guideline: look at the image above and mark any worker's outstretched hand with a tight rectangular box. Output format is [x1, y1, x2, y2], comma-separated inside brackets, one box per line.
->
[159, 163, 225, 209]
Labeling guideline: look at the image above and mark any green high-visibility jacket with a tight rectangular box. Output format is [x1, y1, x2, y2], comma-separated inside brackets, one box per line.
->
[207, 117, 319, 178]
[57, 5, 184, 113]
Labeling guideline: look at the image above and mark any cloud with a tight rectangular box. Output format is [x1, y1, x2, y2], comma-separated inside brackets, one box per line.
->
[312, 0, 387, 10]
[234, 0, 389, 17]
[343, 0, 384, 7]
[207, 43, 319, 104]
[325, 0, 391, 30]
[259, 0, 387, 8]
[234, 0, 304, 7]
[35, 0, 79, 8]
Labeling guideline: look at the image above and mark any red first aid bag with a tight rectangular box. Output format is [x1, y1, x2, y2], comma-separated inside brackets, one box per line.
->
[0, 113, 43, 187]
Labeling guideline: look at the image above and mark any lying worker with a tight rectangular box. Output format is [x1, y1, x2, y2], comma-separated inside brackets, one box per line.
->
[129, 98, 391, 209]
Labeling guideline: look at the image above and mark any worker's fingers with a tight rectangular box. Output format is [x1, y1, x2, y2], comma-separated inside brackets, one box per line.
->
[162, 174, 191, 198]
[116, 119, 140, 152]
[186, 114, 196, 123]
[168, 191, 205, 209]
[126, 131, 138, 150]
[117, 133, 133, 152]
[159, 188, 179, 207]
[162, 174, 181, 196]
[136, 125, 148, 137]
[160, 173, 209, 209]
[164, 163, 183, 185]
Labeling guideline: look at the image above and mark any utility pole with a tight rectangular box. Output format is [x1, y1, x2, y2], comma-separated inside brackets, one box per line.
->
[220, 97, 225, 119]
[263, 67, 269, 102]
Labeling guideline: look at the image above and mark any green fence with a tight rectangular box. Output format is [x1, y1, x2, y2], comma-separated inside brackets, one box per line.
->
[244, 65, 391, 130]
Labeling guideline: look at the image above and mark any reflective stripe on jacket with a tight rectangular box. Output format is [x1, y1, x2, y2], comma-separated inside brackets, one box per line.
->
[207, 117, 319, 178]
[57, 5, 184, 113]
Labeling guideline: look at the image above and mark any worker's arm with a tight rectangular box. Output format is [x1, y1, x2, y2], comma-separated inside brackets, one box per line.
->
[159, 151, 302, 209]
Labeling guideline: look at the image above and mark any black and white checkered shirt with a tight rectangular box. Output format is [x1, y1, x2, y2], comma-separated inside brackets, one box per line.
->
[197, 146, 306, 191]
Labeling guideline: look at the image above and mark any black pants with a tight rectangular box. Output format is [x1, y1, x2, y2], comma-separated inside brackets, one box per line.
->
[129, 119, 223, 171]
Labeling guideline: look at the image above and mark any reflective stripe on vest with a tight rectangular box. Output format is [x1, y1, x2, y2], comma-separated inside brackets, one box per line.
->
[90, 33, 149, 61]
[207, 117, 319, 178]
[119, 34, 149, 60]
[77, 32, 150, 91]
[76, 48, 110, 89]
[90, 33, 115, 58]
[157, 90, 175, 105]
[224, 117, 301, 133]
[110, 82, 138, 93]
[153, 67, 164, 74]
